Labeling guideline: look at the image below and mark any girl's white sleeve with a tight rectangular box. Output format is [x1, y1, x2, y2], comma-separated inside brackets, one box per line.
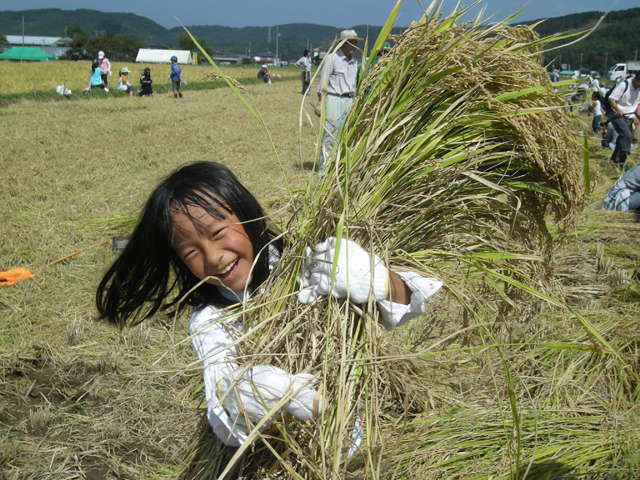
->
[189, 305, 251, 447]
[376, 271, 443, 331]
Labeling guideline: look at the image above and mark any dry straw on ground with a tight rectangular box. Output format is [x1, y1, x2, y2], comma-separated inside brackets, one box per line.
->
[0, 80, 315, 479]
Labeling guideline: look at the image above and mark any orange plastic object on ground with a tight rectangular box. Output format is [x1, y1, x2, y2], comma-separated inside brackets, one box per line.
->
[0, 239, 109, 288]
[0, 268, 34, 287]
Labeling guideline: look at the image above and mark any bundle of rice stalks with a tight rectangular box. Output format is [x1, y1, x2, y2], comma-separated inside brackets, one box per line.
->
[183, 3, 638, 479]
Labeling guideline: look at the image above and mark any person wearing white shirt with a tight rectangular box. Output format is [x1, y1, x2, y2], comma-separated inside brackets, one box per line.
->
[608, 71, 640, 165]
[315, 29, 361, 174]
[189, 241, 443, 447]
[295, 49, 312, 94]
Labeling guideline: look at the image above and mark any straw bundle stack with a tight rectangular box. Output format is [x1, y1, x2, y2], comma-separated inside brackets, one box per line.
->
[186, 4, 609, 479]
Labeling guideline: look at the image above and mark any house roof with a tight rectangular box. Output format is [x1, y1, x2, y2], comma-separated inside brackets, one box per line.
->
[135, 49, 192, 64]
[5, 35, 69, 47]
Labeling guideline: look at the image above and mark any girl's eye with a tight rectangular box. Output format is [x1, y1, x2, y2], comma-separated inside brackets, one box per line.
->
[212, 227, 226, 238]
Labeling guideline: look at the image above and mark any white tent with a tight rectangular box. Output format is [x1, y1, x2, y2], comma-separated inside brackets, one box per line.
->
[135, 49, 192, 64]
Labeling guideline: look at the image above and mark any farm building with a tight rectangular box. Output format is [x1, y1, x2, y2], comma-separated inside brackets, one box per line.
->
[135, 49, 192, 64]
[312, 43, 333, 63]
[253, 51, 276, 65]
[208, 52, 248, 65]
[3, 35, 71, 58]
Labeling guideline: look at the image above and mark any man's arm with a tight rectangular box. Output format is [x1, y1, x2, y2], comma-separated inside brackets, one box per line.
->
[316, 54, 332, 100]
[609, 97, 624, 117]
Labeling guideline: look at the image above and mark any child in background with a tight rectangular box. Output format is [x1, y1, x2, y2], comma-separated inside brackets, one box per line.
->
[96, 161, 442, 447]
[170, 55, 182, 99]
[89, 60, 108, 91]
[117, 67, 134, 97]
[97, 51, 111, 87]
[138, 68, 153, 97]
[589, 91, 603, 133]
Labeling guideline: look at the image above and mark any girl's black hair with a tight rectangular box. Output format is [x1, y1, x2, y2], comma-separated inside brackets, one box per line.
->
[91, 59, 99, 72]
[592, 91, 602, 100]
[96, 161, 282, 328]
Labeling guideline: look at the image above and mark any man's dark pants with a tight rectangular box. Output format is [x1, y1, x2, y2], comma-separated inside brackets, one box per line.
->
[610, 115, 634, 165]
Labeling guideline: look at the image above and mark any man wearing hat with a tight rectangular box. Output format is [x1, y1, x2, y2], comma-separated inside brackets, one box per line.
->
[170, 55, 183, 98]
[258, 64, 271, 84]
[315, 29, 362, 173]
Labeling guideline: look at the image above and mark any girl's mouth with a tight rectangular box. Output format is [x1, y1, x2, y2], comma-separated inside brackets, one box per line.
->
[216, 259, 238, 280]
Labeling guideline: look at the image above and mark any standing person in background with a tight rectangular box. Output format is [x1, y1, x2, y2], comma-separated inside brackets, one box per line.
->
[315, 29, 361, 174]
[589, 91, 604, 133]
[607, 71, 640, 166]
[170, 56, 183, 99]
[549, 67, 560, 83]
[295, 49, 312, 95]
[98, 51, 111, 87]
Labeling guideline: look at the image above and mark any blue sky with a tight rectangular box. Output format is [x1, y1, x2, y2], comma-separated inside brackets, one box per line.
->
[2, 0, 637, 29]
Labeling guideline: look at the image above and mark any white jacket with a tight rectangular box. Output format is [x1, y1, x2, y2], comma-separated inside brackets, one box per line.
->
[189, 248, 442, 446]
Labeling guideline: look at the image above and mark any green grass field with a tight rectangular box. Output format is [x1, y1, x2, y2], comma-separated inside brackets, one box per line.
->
[1, 69, 639, 478]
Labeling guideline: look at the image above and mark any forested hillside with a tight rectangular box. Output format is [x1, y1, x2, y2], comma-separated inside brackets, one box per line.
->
[0, 9, 175, 44]
[525, 8, 640, 74]
[168, 23, 407, 59]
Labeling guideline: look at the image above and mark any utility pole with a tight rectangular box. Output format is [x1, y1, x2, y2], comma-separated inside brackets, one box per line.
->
[604, 52, 608, 74]
[22, 15, 24, 46]
[635, 49, 638, 61]
[559, 55, 562, 69]
[580, 52, 583, 72]
[275, 26, 281, 66]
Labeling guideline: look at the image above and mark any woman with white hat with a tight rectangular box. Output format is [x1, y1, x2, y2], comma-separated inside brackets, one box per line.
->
[97, 51, 111, 87]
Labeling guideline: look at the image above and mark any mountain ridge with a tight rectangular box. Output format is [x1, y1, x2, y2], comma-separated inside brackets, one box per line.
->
[1, 7, 638, 68]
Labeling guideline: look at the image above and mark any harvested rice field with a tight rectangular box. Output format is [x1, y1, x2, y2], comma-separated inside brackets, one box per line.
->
[0, 61, 300, 96]
[2, 10, 640, 480]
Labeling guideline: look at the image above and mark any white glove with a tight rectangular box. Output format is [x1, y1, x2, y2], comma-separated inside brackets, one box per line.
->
[314, 101, 322, 117]
[297, 237, 388, 304]
[104, 87, 109, 93]
[218, 365, 323, 428]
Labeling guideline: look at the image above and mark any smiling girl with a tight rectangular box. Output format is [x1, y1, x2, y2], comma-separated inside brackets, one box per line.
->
[96, 161, 442, 446]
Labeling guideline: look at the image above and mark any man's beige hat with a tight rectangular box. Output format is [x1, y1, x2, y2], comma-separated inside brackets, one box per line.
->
[340, 29, 363, 41]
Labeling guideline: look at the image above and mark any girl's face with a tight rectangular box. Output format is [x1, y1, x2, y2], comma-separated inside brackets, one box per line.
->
[172, 204, 254, 292]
